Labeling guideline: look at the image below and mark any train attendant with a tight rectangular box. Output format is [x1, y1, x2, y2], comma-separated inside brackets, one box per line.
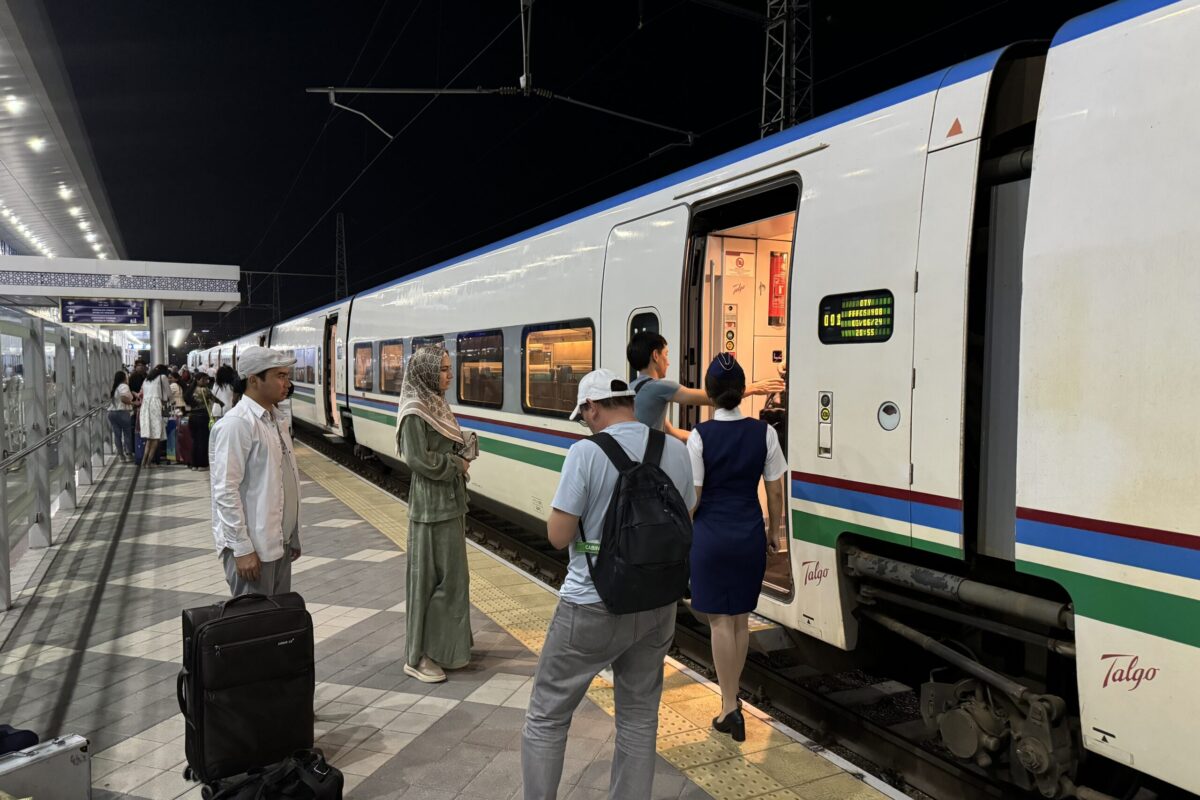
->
[627, 332, 783, 443]
[395, 345, 474, 684]
[687, 354, 787, 742]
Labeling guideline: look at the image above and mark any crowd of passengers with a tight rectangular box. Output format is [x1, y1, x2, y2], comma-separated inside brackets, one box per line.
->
[108, 358, 287, 470]
[200, 337, 785, 799]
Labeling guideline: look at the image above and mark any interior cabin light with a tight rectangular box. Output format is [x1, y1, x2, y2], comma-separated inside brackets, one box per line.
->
[26, 136, 46, 152]
[77, 220, 89, 231]
[57, 185, 73, 200]
[84, 232, 97, 242]
[4, 95, 24, 115]
[68, 206, 81, 217]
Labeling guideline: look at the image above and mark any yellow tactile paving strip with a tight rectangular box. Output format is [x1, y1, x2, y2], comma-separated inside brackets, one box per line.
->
[296, 445, 895, 800]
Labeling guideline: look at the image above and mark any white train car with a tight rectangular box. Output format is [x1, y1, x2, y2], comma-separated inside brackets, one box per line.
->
[270, 299, 351, 436]
[225, 2, 1200, 794]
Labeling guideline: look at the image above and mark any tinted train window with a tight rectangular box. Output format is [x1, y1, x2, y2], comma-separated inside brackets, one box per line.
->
[380, 340, 404, 394]
[411, 335, 445, 352]
[353, 343, 374, 391]
[457, 330, 503, 408]
[523, 320, 594, 417]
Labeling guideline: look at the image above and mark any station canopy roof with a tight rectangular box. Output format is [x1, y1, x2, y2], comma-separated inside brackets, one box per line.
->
[0, 1, 240, 313]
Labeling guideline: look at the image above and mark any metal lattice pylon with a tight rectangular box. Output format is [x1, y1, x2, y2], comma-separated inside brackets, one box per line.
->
[334, 212, 349, 300]
[761, 0, 814, 137]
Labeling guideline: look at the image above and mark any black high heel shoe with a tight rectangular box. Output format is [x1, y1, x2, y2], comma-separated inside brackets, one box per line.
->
[712, 706, 746, 742]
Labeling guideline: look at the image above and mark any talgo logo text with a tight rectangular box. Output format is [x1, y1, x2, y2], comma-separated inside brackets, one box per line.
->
[802, 561, 829, 587]
[1100, 653, 1159, 691]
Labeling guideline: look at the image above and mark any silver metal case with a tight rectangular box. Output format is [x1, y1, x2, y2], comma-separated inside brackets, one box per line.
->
[0, 734, 91, 799]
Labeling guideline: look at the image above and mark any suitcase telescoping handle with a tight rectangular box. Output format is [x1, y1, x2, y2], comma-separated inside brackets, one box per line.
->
[218, 592, 280, 618]
[177, 668, 189, 716]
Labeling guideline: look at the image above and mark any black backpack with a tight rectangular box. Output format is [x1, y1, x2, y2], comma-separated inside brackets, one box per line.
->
[580, 428, 693, 614]
[211, 749, 343, 799]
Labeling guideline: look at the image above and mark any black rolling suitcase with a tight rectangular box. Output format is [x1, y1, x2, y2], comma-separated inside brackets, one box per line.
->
[178, 592, 315, 786]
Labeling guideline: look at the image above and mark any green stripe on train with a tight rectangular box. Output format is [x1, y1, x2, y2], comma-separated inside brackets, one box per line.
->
[791, 509, 963, 560]
[293, 394, 316, 404]
[1019, 561, 1200, 650]
[349, 406, 567, 471]
[351, 407, 394, 426]
[348, 407, 963, 560]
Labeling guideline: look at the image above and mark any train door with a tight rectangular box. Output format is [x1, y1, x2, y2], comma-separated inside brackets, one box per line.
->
[599, 206, 688, 378]
[682, 180, 799, 598]
[322, 314, 341, 431]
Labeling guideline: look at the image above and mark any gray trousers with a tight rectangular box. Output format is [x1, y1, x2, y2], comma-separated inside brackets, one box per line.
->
[522, 600, 676, 800]
[221, 549, 293, 597]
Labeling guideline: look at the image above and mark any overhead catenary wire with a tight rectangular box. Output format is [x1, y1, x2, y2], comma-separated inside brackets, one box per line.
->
[244, 12, 522, 303]
[238, 0, 397, 269]
[230, 0, 1017, 338]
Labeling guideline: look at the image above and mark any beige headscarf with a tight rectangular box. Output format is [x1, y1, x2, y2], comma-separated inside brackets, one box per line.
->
[395, 345, 464, 449]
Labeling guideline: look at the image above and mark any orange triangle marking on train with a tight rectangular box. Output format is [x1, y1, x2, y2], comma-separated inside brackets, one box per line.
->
[946, 117, 963, 137]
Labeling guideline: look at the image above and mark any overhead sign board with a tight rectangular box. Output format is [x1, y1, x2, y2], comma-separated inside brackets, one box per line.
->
[60, 298, 146, 326]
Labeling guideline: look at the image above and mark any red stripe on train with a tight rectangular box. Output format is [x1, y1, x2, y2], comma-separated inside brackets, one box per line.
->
[1017, 507, 1200, 552]
[791, 470, 962, 510]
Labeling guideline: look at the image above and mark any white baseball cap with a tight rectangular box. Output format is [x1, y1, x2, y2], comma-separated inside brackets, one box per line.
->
[569, 368, 637, 420]
[236, 346, 296, 378]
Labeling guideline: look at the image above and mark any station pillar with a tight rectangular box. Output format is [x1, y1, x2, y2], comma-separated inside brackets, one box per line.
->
[149, 299, 166, 366]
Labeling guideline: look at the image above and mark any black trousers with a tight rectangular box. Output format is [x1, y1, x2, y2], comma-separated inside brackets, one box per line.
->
[189, 412, 211, 468]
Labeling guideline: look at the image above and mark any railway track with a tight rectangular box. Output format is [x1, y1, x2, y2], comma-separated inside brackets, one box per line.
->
[297, 426, 1030, 800]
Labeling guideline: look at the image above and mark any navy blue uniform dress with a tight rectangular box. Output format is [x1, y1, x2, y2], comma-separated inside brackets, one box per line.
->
[690, 417, 769, 615]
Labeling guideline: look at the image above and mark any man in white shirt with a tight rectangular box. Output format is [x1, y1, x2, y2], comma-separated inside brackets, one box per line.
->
[210, 346, 302, 597]
[522, 369, 695, 800]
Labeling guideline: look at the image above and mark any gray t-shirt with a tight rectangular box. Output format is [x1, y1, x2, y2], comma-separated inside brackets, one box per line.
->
[551, 421, 696, 605]
[631, 375, 680, 431]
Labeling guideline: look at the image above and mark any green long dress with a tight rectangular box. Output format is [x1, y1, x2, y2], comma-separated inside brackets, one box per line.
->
[400, 415, 473, 669]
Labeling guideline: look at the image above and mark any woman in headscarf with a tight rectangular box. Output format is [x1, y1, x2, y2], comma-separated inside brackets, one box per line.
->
[687, 354, 788, 742]
[395, 345, 473, 683]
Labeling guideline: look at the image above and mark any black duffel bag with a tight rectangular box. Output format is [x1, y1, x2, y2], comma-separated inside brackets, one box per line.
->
[212, 749, 343, 799]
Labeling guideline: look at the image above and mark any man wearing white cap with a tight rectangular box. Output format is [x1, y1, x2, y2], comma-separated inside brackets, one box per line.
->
[522, 369, 695, 799]
[210, 346, 303, 597]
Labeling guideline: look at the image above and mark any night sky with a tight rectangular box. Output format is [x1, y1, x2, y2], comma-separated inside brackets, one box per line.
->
[40, 0, 1106, 346]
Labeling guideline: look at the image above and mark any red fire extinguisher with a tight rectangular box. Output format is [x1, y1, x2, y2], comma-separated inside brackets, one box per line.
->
[768, 251, 787, 327]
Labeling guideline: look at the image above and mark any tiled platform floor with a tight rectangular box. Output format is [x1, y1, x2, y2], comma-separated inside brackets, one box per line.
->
[0, 444, 901, 800]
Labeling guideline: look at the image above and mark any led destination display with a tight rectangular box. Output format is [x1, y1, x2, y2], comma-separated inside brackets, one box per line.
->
[818, 290, 894, 344]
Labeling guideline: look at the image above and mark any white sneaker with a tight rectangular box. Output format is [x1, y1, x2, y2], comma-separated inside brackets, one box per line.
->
[404, 656, 446, 683]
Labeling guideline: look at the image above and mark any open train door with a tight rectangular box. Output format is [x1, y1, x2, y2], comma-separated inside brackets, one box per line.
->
[321, 314, 342, 432]
[599, 206, 688, 385]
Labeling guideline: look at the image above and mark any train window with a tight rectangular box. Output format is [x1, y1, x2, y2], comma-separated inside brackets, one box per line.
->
[818, 290, 894, 344]
[628, 311, 659, 381]
[353, 343, 374, 391]
[522, 320, 594, 417]
[457, 330, 503, 408]
[411, 335, 445, 354]
[380, 339, 405, 394]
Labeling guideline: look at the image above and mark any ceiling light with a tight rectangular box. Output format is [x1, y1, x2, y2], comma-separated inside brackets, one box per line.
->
[57, 185, 73, 200]
[91, 242, 101, 251]
[3, 95, 24, 115]
[77, 220, 89, 231]
[68, 206, 81, 217]
[26, 136, 46, 152]
[97, 252, 108, 260]
[84, 232, 97, 243]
